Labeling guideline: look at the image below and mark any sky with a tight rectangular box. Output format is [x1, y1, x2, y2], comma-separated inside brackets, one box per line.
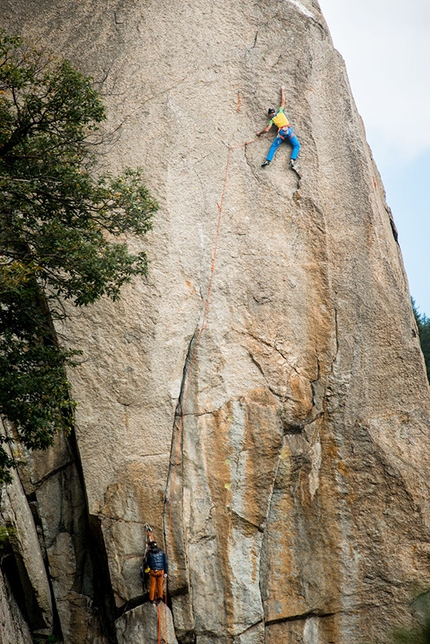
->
[317, 0, 430, 316]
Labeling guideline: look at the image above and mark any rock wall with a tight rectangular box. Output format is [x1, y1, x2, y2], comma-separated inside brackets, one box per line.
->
[1, 1, 430, 643]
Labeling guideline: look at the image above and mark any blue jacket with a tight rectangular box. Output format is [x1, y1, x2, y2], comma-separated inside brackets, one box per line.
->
[145, 548, 168, 574]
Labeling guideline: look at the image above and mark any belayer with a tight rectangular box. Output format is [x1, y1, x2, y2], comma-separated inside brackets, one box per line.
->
[143, 541, 168, 604]
[257, 86, 301, 170]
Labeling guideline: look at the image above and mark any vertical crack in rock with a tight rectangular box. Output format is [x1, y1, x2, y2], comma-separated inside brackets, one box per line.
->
[258, 386, 338, 638]
[243, 143, 261, 184]
[2, 427, 119, 643]
[258, 436, 284, 632]
[163, 325, 201, 643]
[292, 171, 302, 195]
[310, 355, 321, 409]
[332, 307, 340, 364]
[62, 429, 120, 643]
[385, 205, 399, 243]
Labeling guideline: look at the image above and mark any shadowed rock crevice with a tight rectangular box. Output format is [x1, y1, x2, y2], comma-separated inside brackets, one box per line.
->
[1, 545, 51, 634]
[48, 433, 120, 642]
[385, 205, 399, 243]
[266, 608, 338, 626]
[163, 327, 203, 643]
[86, 513, 120, 641]
[0, 427, 118, 643]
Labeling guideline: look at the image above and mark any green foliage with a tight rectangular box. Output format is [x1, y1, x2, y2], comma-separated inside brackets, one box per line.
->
[390, 608, 430, 644]
[0, 30, 158, 482]
[0, 525, 16, 549]
[412, 298, 430, 382]
[390, 623, 430, 644]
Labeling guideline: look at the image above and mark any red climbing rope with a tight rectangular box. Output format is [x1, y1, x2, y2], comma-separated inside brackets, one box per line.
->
[152, 133, 273, 644]
[156, 581, 168, 644]
[157, 601, 161, 644]
[165, 136, 269, 559]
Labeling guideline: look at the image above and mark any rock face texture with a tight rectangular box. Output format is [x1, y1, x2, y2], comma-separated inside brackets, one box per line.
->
[116, 603, 178, 644]
[1, 1, 430, 643]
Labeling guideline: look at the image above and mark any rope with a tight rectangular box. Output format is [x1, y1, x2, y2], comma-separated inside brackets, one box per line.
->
[161, 581, 168, 643]
[156, 579, 168, 644]
[151, 132, 273, 641]
[165, 135, 269, 559]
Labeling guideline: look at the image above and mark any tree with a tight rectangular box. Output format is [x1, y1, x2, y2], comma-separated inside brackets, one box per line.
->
[412, 299, 430, 383]
[0, 31, 158, 482]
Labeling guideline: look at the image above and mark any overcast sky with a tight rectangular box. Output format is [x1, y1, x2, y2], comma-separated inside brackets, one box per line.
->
[317, 0, 430, 315]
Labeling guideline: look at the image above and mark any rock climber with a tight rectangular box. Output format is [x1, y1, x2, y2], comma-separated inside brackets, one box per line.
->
[144, 541, 168, 604]
[256, 86, 301, 170]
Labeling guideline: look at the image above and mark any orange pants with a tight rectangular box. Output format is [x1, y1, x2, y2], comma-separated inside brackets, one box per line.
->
[149, 570, 164, 601]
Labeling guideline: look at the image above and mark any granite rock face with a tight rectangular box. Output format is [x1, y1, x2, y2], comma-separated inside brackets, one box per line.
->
[116, 603, 178, 644]
[1, 0, 430, 643]
[0, 456, 53, 635]
[0, 571, 33, 644]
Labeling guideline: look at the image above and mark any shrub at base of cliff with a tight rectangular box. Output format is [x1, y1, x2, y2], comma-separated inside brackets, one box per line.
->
[0, 30, 158, 483]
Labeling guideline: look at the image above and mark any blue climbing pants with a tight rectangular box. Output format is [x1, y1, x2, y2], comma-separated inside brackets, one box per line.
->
[266, 126, 301, 162]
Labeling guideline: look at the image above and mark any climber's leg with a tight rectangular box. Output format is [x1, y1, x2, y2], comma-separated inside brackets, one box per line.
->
[149, 572, 157, 601]
[288, 132, 301, 161]
[156, 571, 164, 600]
[265, 134, 284, 162]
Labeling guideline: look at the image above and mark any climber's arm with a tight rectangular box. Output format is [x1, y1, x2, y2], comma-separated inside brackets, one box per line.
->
[280, 85, 285, 109]
[256, 123, 272, 137]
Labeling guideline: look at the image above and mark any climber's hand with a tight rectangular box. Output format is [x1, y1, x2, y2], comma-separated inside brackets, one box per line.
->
[164, 574, 168, 578]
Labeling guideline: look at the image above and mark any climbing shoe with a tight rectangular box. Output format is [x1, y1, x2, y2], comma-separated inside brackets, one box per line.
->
[289, 159, 297, 170]
[261, 160, 271, 167]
